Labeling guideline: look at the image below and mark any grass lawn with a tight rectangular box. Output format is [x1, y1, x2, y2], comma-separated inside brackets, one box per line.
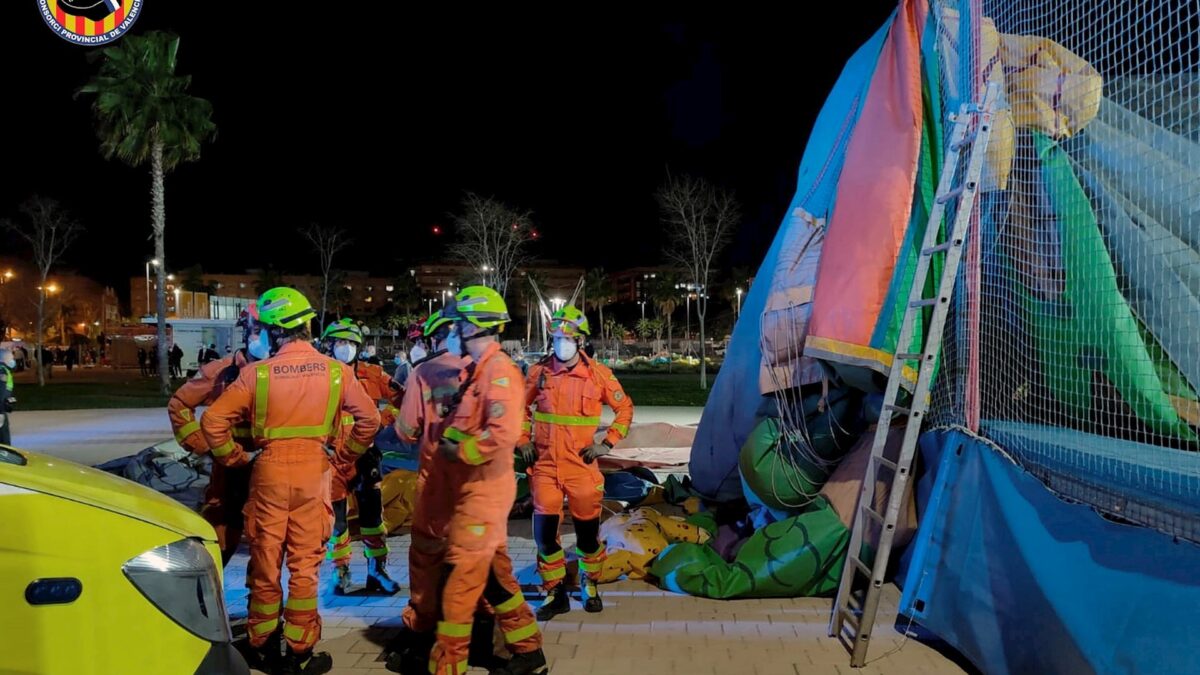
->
[615, 373, 714, 407]
[14, 368, 714, 410]
[16, 374, 176, 410]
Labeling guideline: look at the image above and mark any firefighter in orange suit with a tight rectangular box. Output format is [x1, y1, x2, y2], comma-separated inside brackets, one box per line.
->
[518, 305, 633, 620]
[167, 305, 261, 565]
[320, 317, 402, 595]
[202, 287, 379, 675]
[424, 287, 546, 675]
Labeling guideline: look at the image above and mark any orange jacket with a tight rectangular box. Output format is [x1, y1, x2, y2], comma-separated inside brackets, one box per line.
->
[439, 342, 525, 475]
[396, 351, 469, 452]
[519, 355, 633, 464]
[201, 341, 380, 468]
[168, 350, 251, 454]
[355, 360, 402, 428]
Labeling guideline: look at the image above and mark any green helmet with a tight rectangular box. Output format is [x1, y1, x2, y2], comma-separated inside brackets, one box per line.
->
[445, 286, 510, 329]
[423, 311, 452, 337]
[256, 287, 316, 330]
[549, 304, 589, 337]
[321, 318, 363, 343]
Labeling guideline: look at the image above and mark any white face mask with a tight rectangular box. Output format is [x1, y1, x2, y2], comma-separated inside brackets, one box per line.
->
[247, 330, 271, 360]
[553, 337, 579, 362]
[409, 344, 428, 364]
[333, 343, 357, 364]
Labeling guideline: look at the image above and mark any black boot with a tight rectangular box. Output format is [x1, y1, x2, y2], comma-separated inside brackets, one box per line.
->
[535, 585, 570, 621]
[275, 647, 332, 675]
[493, 648, 549, 675]
[384, 630, 434, 675]
[365, 556, 401, 595]
[581, 579, 603, 613]
[233, 627, 281, 673]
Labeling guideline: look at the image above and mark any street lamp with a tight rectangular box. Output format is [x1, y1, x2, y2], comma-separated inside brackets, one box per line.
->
[736, 287, 743, 317]
[639, 300, 646, 319]
[145, 259, 159, 317]
[173, 288, 181, 316]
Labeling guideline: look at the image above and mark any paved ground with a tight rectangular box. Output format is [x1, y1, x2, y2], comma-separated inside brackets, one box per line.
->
[224, 520, 971, 675]
[16, 404, 971, 674]
[11, 406, 705, 466]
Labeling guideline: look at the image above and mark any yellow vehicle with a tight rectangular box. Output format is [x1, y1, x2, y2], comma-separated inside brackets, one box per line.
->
[0, 445, 250, 675]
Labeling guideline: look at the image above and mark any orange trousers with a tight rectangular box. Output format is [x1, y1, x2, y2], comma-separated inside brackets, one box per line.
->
[199, 462, 251, 566]
[427, 489, 542, 674]
[242, 447, 333, 654]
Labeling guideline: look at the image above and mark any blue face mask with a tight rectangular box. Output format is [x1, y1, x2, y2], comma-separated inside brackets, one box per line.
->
[445, 327, 464, 358]
[247, 330, 271, 360]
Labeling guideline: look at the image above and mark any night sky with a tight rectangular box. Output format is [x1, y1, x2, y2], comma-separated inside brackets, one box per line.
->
[4, 4, 895, 301]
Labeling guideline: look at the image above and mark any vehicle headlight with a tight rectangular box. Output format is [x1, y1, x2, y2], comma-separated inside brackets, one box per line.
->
[123, 538, 232, 642]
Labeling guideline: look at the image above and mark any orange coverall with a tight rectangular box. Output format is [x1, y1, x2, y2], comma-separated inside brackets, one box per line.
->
[327, 359, 404, 567]
[202, 341, 379, 654]
[520, 355, 634, 588]
[395, 349, 468, 635]
[428, 342, 541, 675]
[167, 349, 252, 564]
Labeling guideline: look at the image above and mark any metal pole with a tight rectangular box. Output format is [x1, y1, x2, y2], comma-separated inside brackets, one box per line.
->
[145, 262, 150, 317]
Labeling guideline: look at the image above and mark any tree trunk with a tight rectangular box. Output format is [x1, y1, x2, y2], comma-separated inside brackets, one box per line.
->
[35, 275, 46, 387]
[699, 307, 708, 390]
[320, 272, 329, 330]
[667, 315, 673, 374]
[152, 139, 171, 396]
[598, 303, 605, 348]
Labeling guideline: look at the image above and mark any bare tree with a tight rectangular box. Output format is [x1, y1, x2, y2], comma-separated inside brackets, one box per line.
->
[449, 193, 535, 298]
[302, 224, 351, 329]
[2, 197, 83, 387]
[657, 174, 740, 390]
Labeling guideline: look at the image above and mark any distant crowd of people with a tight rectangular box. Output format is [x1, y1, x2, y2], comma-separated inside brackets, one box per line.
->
[139, 342, 232, 378]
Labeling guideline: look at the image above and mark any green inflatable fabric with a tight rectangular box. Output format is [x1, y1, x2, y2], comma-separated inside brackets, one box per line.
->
[651, 497, 849, 599]
[1021, 132, 1194, 441]
[738, 388, 860, 511]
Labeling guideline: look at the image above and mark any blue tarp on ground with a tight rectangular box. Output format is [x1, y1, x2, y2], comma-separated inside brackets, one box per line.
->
[688, 15, 894, 500]
[900, 428, 1200, 675]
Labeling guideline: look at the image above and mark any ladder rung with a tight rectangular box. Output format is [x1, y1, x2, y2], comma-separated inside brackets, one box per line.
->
[895, 351, 922, 361]
[875, 455, 899, 472]
[851, 556, 872, 578]
[921, 241, 954, 255]
[909, 298, 938, 309]
[883, 403, 911, 416]
[862, 505, 885, 526]
[949, 132, 976, 152]
[839, 606, 860, 632]
[936, 186, 964, 204]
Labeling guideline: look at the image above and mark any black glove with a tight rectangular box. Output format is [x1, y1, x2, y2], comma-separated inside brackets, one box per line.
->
[580, 441, 612, 464]
[518, 443, 537, 465]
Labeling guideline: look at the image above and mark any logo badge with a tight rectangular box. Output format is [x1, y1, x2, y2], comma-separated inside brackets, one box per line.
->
[38, 0, 143, 46]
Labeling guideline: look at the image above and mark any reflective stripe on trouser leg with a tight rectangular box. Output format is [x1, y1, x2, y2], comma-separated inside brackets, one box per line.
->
[576, 542, 607, 582]
[429, 622, 471, 675]
[536, 547, 567, 589]
[283, 595, 320, 651]
[327, 529, 352, 567]
[432, 551, 490, 674]
[247, 599, 281, 645]
[360, 523, 389, 559]
[484, 546, 542, 654]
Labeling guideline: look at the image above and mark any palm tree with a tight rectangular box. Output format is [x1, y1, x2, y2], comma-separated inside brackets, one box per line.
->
[78, 31, 216, 395]
[651, 274, 680, 359]
[584, 268, 615, 342]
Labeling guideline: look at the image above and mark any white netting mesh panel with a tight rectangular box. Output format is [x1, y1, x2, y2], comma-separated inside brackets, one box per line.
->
[928, 0, 1200, 538]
